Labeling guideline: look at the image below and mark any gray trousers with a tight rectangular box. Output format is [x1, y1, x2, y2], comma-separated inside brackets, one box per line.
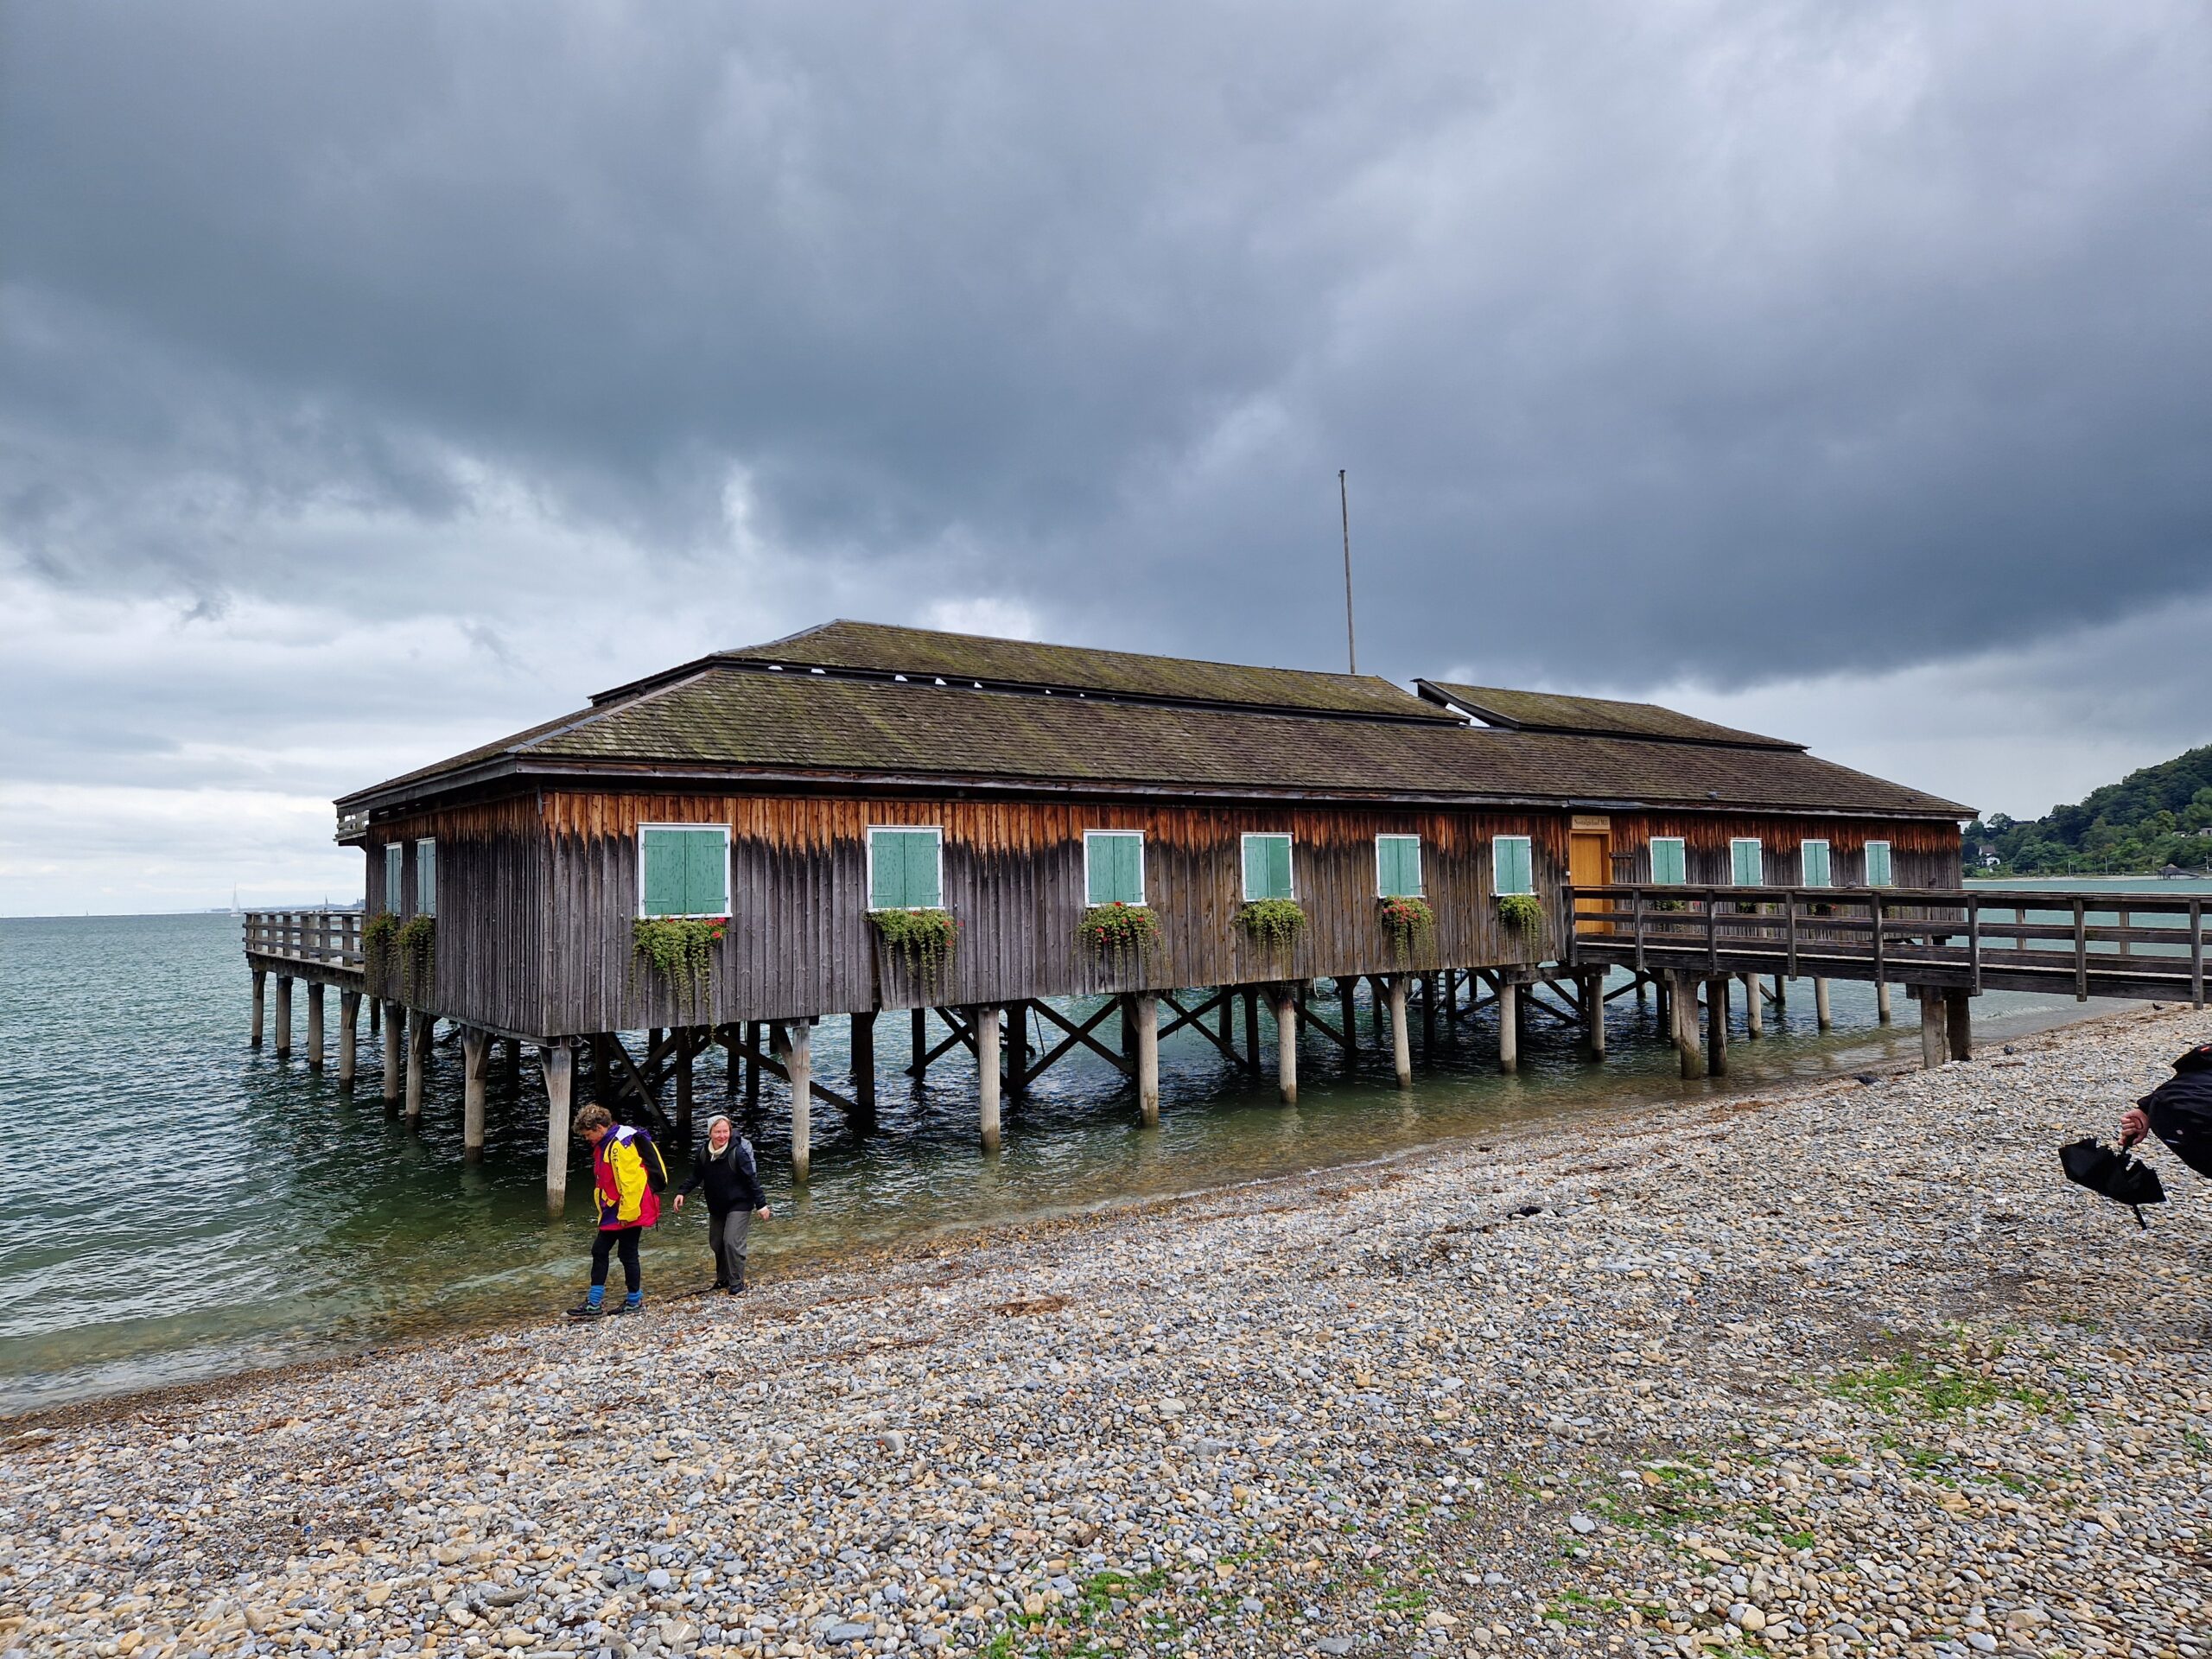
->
[710, 1207, 753, 1287]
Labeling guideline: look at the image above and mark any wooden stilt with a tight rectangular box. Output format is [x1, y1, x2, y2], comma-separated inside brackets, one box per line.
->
[405, 1010, 429, 1121]
[1274, 985, 1300, 1104]
[251, 969, 267, 1048]
[1771, 974, 1787, 1009]
[1370, 976, 1386, 1043]
[1340, 976, 1359, 1057]
[338, 989, 360, 1085]
[975, 1006, 1001, 1154]
[746, 1021, 763, 1109]
[1135, 992, 1160, 1125]
[1876, 980, 1893, 1025]
[851, 1012, 878, 1124]
[1670, 971, 1707, 1079]
[367, 995, 380, 1039]
[1219, 987, 1235, 1051]
[1387, 976, 1412, 1089]
[1006, 1000, 1030, 1093]
[306, 982, 327, 1071]
[1583, 971, 1606, 1058]
[1655, 974, 1670, 1030]
[1741, 972, 1764, 1038]
[591, 1036, 609, 1108]
[381, 1000, 403, 1103]
[1421, 972, 1438, 1055]
[1497, 979, 1519, 1074]
[274, 976, 294, 1058]
[1705, 979, 1729, 1077]
[540, 1045, 573, 1214]
[461, 1028, 489, 1160]
[674, 1028, 695, 1143]
[1919, 989, 1948, 1069]
[1814, 977, 1833, 1031]
[1945, 989, 1973, 1062]
[1243, 987, 1262, 1073]
[909, 1008, 928, 1081]
[775, 1020, 813, 1179]
[502, 1037, 521, 1091]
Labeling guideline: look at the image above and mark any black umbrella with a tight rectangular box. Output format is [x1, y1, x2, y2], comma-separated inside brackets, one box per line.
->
[2059, 1139, 2167, 1229]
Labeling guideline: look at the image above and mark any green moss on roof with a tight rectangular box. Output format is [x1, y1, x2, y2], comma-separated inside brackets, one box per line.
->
[1419, 680, 1801, 749]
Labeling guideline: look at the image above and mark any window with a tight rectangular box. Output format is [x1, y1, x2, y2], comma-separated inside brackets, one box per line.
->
[1864, 840, 1893, 887]
[1084, 830, 1146, 906]
[868, 826, 944, 910]
[1649, 836, 1687, 886]
[1801, 839, 1832, 887]
[1730, 838, 1764, 886]
[640, 825, 730, 918]
[384, 844, 403, 913]
[1492, 835, 1534, 896]
[1376, 834, 1423, 899]
[1242, 832, 1294, 900]
[415, 839, 438, 918]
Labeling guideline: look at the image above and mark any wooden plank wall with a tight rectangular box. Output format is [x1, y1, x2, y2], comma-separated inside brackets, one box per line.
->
[1605, 812, 1961, 891]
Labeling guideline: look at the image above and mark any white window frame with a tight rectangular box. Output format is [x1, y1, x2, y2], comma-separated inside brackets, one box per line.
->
[1864, 839, 1893, 888]
[1649, 836, 1687, 885]
[384, 844, 404, 913]
[636, 823, 733, 920]
[415, 838, 437, 918]
[1241, 831, 1296, 901]
[1374, 833, 1424, 899]
[1800, 837, 1832, 888]
[1083, 830, 1147, 906]
[866, 823, 946, 912]
[1492, 834, 1535, 896]
[1730, 837, 1764, 886]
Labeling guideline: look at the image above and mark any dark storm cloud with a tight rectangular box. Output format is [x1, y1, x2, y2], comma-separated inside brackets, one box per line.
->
[3, 0, 2209, 690]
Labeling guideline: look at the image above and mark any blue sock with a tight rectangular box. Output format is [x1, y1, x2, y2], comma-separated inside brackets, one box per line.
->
[624, 1290, 643, 1308]
[586, 1285, 605, 1308]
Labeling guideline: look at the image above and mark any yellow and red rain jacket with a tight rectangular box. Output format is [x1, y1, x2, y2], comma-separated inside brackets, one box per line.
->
[592, 1124, 668, 1231]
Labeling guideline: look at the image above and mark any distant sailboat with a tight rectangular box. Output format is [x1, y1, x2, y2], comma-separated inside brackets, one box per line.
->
[231, 887, 240, 917]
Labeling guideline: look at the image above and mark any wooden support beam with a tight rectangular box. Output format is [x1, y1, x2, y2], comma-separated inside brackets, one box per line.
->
[251, 969, 267, 1048]
[1741, 972, 1764, 1038]
[1875, 980, 1892, 1025]
[726, 1026, 858, 1113]
[1158, 990, 1250, 1070]
[1387, 976, 1412, 1089]
[305, 983, 326, 1071]
[405, 1009, 429, 1122]
[502, 1036, 520, 1087]
[1497, 979, 1519, 1074]
[541, 1044, 573, 1214]
[1421, 972, 1438, 1054]
[747, 1020, 763, 1107]
[1918, 988, 1948, 1070]
[1296, 995, 1353, 1056]
[1814, 977, 1832, 1031]
[368, 995, 380, 1039]
[1276, 985, 1300, 1104]
[274, 975, 294, 1058]
[975, 1006, 1001, 1154]
[1770, 975, 1786, 1008]
[1705, 978, 1729, 1077]
[1945, 989, 1973, 1063]
[1134, 992, 1160, 1126]
[674, 1028, 696, 1142]
[1582, 971, 1606, 1058]
[461, 1028, 489, 1160]
[338, 989, 360, 1086]
[1021, 997, 1132, 1080]
[1006, 1000, 1032, 1093]
[381, 1000, 403, 1103]
[851, 1012, 878, 1122]
[1340, 976, 1359, 1056]
[775, 1020, 813, 1179]
[1671, 971, 1706, 1079]
[1244, 987, 1262, 1074]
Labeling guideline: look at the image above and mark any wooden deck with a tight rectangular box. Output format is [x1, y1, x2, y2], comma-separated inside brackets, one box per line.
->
[1566, 884, 2208, 1006]
[242, 910, 364, 987]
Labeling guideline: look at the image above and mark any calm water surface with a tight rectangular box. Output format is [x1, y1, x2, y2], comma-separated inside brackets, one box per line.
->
[3, 893, 2187, 1413]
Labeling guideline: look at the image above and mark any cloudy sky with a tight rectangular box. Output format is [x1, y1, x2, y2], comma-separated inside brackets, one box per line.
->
[3, 2, 2208, 913]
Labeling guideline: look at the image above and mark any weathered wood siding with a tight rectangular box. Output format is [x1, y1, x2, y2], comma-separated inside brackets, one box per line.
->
[362, 798, 550, 1034]
[1604, 813, 1961, 890]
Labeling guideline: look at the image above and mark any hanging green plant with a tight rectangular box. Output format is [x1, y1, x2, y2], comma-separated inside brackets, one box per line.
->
[1236, 898, 1306, 956]
[1649, 897, 1688, 912]
[1495, 893, 1544, 932]
[397, 914, 437, 1002]
[1377, 894, 1436, 962]
[363, 911, 399, 986]
[871, 907, 958, 987]
[1080, 901, 1162, 962]
[632, 916, 727, 1012]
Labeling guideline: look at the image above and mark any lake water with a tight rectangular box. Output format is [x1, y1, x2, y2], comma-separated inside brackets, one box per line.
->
[3, 888, 2194, 1414]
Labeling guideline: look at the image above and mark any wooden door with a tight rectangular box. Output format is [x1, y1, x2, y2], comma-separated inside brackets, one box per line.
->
[1570, 830, 1611, 934]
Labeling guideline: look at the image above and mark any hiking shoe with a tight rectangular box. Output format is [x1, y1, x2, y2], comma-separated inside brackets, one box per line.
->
[609, 1299, 643, 1316]
[564, 1301, 604, 1320]
[726, 1282, 747, 1297]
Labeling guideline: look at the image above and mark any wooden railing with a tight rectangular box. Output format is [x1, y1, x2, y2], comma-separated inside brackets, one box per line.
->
[241, 910, 365, 971]
[1565, 885, 2208, 1007]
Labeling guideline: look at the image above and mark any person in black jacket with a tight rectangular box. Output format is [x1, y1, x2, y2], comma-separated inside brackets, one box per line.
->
[672, 1115, 772, 1294]
[2120, 1043, 2212, 1179]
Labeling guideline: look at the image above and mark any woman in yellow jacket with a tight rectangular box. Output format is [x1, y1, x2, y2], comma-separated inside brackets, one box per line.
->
[566, 1103, 669, 1319]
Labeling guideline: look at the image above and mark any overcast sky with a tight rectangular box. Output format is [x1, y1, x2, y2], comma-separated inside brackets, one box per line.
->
[4, 2, 2209, 913]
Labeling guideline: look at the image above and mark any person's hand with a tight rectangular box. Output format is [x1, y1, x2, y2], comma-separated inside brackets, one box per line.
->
[2119, 1107, 2151, 1150]
[671, 1193, 685, 1214]
[757, 1205, 772, 1219]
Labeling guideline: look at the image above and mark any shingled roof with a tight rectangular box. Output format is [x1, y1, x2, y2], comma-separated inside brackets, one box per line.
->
[340, 625, 1972, 821]
[1416, 680, 1801, 750]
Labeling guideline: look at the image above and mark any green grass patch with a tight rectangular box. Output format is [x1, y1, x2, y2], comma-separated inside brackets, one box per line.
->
[1828, 1351, 2048, 1418]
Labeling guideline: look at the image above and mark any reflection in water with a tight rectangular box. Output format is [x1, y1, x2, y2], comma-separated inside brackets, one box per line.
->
[0, 912, 2120, 1413]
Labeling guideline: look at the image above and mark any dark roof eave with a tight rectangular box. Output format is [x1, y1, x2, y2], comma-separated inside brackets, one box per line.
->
[1414, 680, 1807, 751]
[339, 753, 1972, 823]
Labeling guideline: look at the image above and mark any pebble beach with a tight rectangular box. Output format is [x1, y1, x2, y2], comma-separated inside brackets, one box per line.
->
[3, 1002, 2207, 1659]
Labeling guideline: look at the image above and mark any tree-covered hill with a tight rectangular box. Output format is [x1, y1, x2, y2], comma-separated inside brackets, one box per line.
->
[1967, 745, 2212, 875]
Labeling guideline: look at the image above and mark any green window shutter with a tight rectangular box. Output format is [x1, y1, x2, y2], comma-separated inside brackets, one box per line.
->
[1116, 834, 1143, 903]
[385, 846, 402, 912]
[1243, 836, 1266, 899]
[1378, 836, 1421, 897]
[1731, 839, 1763, 885]
[1086, 837, 1110, 906]
[1802, 840, 1831, 887]
[685, 830, 728, 915]
[1245, 835, 1291, 899]
[906, 830, 943, 908]
[1268, 835, 1293, 899]
[1496, 836, 1532, 895]
[1087, 834, 1143, 905]
[417, 842, 436, 917]
[1650, 838, 1685, 885]
[1866, 841, 1892, 887]
[868, 830, 899, 909]
[643, 830, 690, 916]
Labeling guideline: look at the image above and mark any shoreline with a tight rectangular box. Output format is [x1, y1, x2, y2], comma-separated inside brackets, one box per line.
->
[3, 1000, 2205, 1658]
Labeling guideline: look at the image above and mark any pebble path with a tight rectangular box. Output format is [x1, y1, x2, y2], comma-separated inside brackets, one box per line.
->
[3, 1003, 2207, 1658]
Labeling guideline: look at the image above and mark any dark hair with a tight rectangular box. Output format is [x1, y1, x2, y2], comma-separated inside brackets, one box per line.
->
[572, 1103, 614, 1138]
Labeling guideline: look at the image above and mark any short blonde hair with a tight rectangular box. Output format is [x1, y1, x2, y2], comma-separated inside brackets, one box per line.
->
[571, 1103, 613, 1139]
